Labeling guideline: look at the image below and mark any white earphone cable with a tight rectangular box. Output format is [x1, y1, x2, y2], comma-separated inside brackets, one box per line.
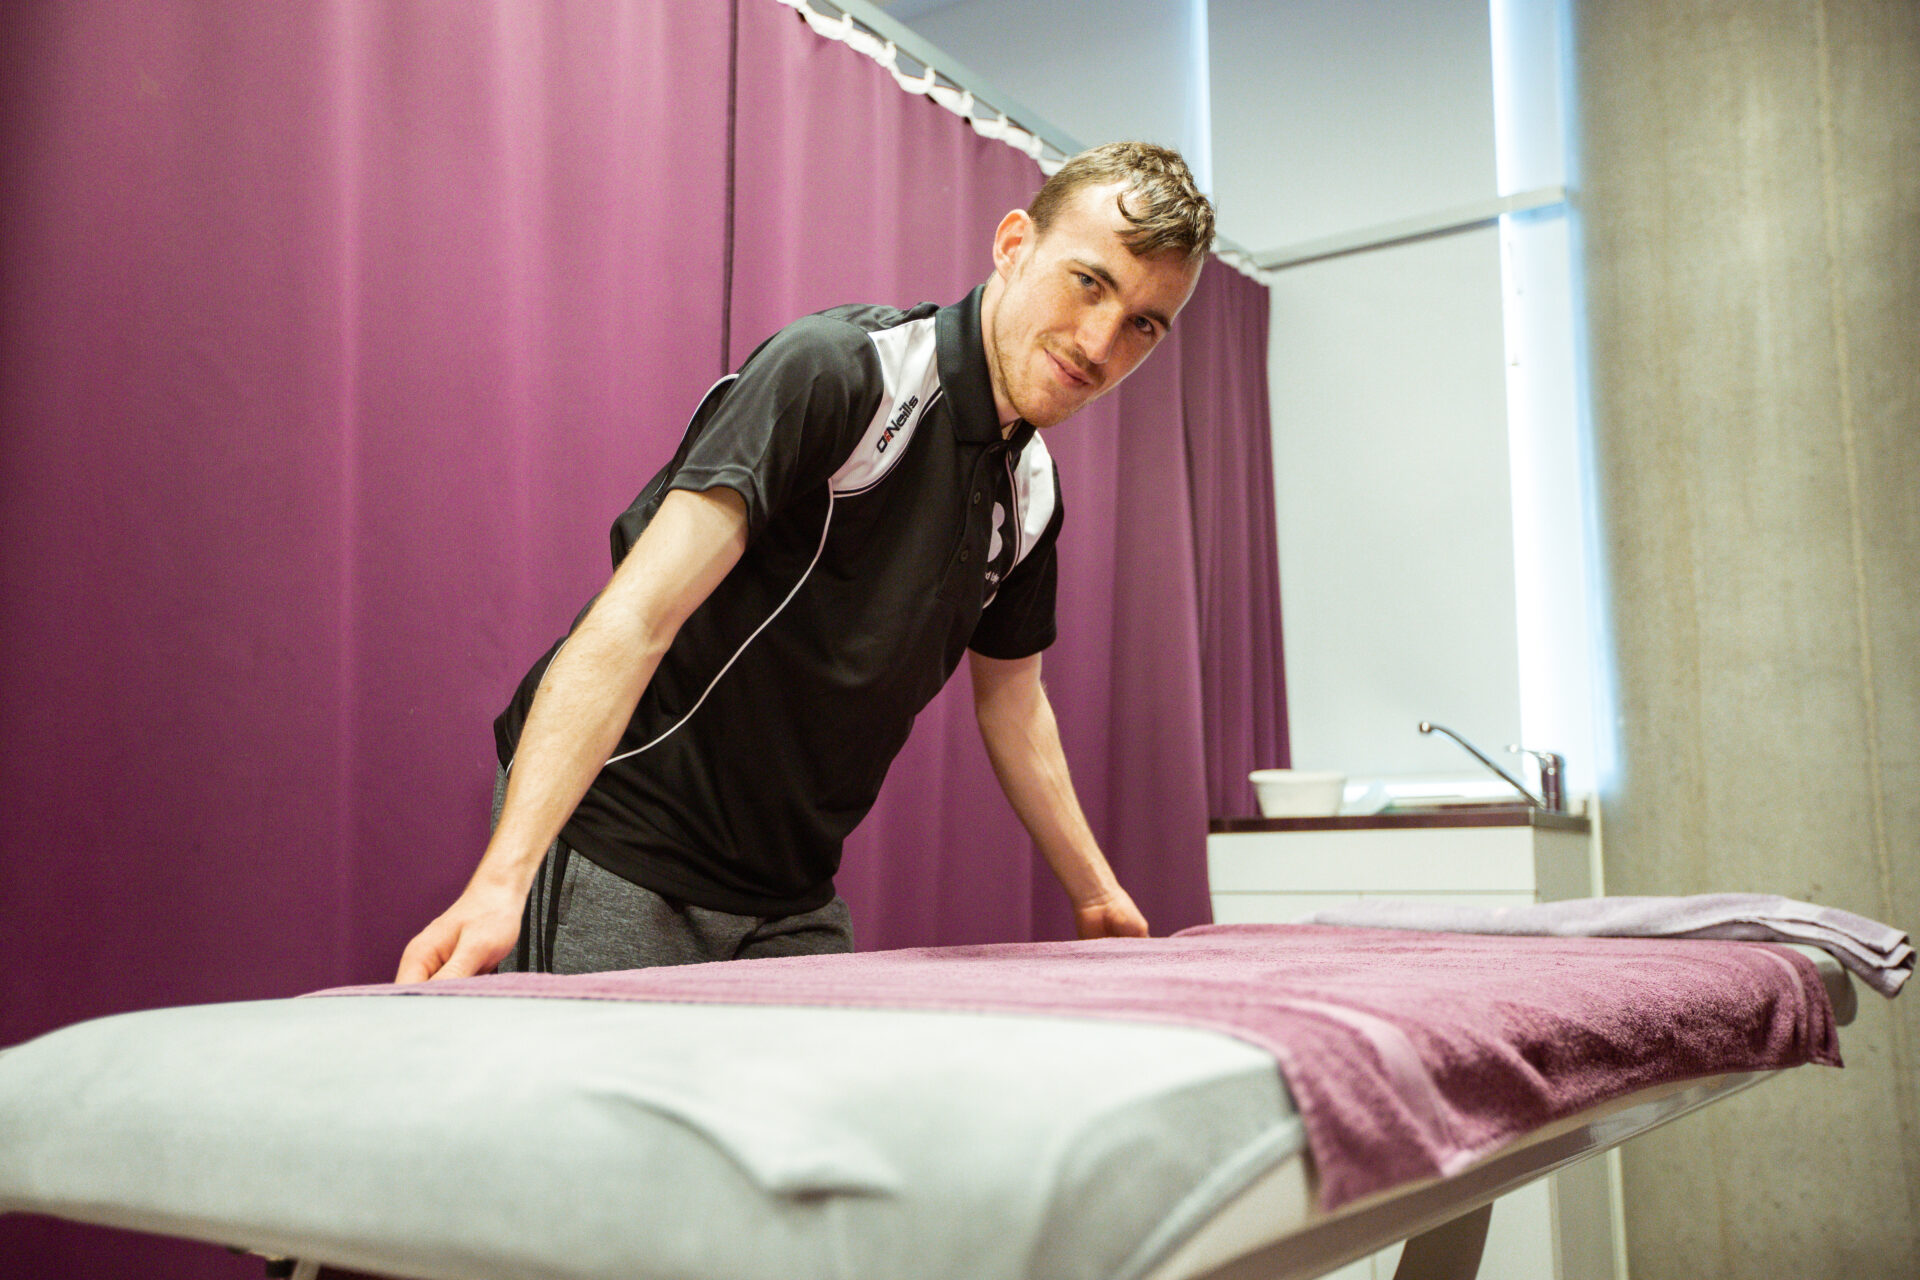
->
[601, 487, 835, 767]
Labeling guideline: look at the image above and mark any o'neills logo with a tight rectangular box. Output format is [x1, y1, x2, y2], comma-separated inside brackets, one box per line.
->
[877, 394, 918, 453]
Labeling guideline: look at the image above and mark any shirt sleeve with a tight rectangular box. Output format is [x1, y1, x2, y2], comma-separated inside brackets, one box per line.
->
[668, 315, 884, 537]
[968, 477, 1064, 660]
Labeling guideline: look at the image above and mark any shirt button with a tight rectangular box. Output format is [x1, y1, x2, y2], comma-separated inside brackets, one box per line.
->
[972, 491, 983, 505]
[959, 548, 972, 563]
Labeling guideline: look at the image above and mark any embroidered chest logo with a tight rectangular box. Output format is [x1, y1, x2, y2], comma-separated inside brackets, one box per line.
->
[876, 394, 919, 453]
[984, 499, 1014, 589]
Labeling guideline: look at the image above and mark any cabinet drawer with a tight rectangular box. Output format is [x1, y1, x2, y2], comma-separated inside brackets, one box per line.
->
[1208, 826, 1540, 894]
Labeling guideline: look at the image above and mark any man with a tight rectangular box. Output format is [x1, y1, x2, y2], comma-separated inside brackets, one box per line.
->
[397, 142, 1214, 982]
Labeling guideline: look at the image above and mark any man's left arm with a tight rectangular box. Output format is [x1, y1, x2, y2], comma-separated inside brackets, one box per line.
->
[970, 649, 1149, 939]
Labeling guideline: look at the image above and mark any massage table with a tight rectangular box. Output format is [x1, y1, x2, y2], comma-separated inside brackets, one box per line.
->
[0, 924, 1860, 1280]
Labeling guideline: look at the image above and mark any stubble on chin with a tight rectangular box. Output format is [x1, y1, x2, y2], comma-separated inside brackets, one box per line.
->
[1028, 354, 1104, 429]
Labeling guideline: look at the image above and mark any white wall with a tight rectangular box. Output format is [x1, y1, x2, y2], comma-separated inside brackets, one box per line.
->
[1265, 229, 1522, 775]
[1209, 0, 1496, 247]
[1214, 0, 1537, 779]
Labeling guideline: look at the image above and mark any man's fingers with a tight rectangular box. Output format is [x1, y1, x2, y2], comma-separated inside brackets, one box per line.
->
[433, 939, 489, 982]
[432, 921, 516, 982]
[394, 940, 442, 985]
[394, 921, 457, 984]
[1074, 898, 1151, 940]
[395, 888, 523, 984]
[394, 953, 434, 984]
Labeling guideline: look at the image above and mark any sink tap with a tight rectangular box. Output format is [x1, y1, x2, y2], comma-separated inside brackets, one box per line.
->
[1507, 744, 1567, 813]
[1416, 722, 1566, 812]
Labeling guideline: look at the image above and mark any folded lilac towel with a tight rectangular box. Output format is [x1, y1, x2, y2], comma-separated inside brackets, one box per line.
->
[1302, 894, 1911, 997]
[326, 926, 1839, 1211]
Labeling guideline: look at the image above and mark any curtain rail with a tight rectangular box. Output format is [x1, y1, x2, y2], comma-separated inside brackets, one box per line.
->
[1252, 186, 1569, 273]
[814, 0, 1084, 159]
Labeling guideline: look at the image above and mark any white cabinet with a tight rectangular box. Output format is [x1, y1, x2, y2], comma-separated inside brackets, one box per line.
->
[1206, 809, 1617, 1280]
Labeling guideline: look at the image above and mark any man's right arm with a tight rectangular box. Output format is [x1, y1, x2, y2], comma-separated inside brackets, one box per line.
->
[394, 486, 749, 983]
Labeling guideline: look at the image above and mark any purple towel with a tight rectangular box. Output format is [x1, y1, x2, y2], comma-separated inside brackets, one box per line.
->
[323, 926, 1839, 1211]
[1302, 894, 1912, 997]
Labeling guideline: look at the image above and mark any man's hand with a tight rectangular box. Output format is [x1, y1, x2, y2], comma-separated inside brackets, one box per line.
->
[1074, 887, 1150, 940]
[394, 880, 525, 983]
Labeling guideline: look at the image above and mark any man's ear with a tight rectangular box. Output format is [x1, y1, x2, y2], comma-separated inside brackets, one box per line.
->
[991, 208, 1034, 280]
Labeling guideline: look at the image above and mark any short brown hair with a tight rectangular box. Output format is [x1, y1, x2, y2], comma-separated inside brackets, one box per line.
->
[1028, 142, 1215, 262]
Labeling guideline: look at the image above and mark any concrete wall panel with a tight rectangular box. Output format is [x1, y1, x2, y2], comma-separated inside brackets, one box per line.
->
[1574, 0, 1919, 1274]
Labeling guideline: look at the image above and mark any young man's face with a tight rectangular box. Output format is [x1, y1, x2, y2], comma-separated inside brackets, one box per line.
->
[983, 180, 1203, 430]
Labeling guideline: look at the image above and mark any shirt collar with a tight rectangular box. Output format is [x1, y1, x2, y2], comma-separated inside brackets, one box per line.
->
[937, 284, 1026, 446]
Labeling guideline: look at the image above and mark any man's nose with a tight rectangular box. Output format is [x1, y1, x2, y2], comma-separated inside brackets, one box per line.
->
[1077, 305, 1125, 366]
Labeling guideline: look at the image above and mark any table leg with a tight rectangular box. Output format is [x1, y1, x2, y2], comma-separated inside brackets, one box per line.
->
[1390, 1202, 1494, 1280]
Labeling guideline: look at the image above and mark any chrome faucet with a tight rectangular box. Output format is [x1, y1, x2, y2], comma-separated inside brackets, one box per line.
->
[1417, 722, 1567, 812]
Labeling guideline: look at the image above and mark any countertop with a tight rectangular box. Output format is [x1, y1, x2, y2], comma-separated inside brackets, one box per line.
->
[1210, 804, 1592, 835]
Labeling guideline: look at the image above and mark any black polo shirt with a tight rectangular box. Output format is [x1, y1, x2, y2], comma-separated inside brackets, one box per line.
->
[494, 285, 1064, 916]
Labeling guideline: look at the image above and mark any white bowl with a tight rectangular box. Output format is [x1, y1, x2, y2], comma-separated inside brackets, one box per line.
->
[1249, 769, 1347, 818]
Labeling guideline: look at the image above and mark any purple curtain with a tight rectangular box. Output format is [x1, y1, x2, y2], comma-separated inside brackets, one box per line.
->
[1, 1, 1279, 1272]
[1182, 263, 1291, 815]
[3, 2, 731, 1273]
